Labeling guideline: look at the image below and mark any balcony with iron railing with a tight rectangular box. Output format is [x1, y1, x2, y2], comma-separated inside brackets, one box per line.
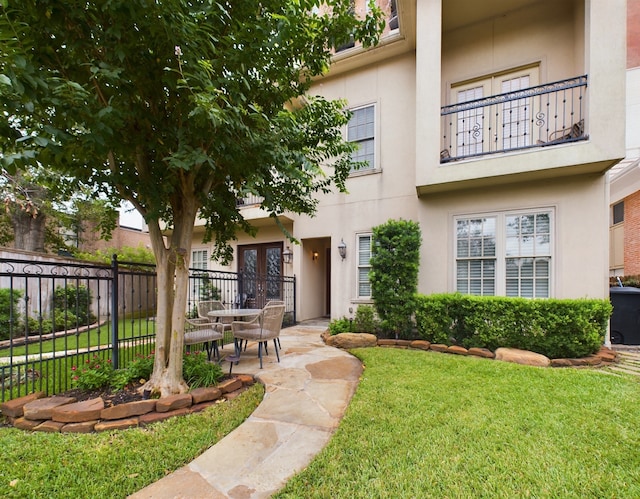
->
[236, 193, 264, 207]
[440, 76, 588, 164]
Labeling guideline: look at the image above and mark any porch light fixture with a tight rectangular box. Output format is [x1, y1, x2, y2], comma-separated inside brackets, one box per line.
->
[312, 250, 319, 261]
[282, 246, 293, 264]
[338, 239, 347, 260]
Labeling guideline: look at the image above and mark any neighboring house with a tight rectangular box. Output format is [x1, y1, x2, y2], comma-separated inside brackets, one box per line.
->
[609, 0, 640, 278]
[194, 0, 626, 322]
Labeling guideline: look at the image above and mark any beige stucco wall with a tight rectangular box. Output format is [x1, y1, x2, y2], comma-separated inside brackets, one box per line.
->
[296, 51, 418, 319]
[196, 0, 626, 321]
[416, 0, 625, 191]
[418, 173, 609, 299]
[440, 0, 583, 97]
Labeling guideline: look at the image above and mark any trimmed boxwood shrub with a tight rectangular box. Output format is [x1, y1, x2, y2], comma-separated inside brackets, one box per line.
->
[415, 293, 612, 359]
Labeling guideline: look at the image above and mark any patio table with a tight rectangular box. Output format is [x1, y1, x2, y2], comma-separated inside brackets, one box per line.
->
[207, 308, 262, 320]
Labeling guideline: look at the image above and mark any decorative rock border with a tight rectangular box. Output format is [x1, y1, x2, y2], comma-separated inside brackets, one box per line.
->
[0, 375, 255, 433]
[321, 331, 619, 368]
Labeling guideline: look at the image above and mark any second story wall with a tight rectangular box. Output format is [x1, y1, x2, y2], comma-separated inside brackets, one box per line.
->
[307, 50, 417, 222]
[416, 0, 626, 194]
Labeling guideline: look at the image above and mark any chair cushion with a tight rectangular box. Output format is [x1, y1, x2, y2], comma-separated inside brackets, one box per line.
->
[184, 328, 223, 345]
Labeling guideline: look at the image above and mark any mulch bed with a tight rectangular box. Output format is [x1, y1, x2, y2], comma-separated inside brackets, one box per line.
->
[59, 381, 148, 407]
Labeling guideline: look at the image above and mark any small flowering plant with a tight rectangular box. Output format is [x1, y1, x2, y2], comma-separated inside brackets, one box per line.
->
[111, 351, 155, 390]
[71, 354, 114, 390]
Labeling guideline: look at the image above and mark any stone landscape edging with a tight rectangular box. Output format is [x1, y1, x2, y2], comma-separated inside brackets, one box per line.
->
[0, 375, 255, 433]
[321, 331, 619, 368]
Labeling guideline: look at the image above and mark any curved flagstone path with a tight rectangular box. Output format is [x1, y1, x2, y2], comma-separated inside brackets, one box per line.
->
[129, 321, 360, 499]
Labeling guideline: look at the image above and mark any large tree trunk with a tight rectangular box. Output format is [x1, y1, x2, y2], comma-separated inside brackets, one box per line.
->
[141, 185, 199, 397]
[10, 207, 46, 252]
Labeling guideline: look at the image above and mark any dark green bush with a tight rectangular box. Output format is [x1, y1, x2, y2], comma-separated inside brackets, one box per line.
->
[0, 288, 22, 340]
[353, 304, 380, 334]
[328, 317, 353, 335]
[111, 351, 155, 390]
[415, 293, 611, 359]
[53, 284, 96, 327]
[183, 351, 223, 388]
[370, 219, 421, 339]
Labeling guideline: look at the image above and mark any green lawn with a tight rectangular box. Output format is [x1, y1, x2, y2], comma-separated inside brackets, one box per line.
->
[0, 384, 264, 499]
[0, 317, 156, 358]
[2, 348, 639, 498]
[276, 348, 640, 498]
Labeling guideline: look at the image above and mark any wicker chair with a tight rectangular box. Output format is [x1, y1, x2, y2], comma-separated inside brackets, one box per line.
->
[197, 300, 232, 332]
[230, 303, 285, 370]
[185, 318, 224, 361]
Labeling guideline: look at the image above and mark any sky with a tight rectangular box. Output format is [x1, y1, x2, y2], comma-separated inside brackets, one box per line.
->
[119, 201, 145, 230]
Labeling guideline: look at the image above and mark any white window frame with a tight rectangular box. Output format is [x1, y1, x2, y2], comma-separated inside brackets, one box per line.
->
[191, 249, 208, 271]
[191, 249, 210, 301]
[454, 208, 554, 298]
[450, 65, 539, 157]
[347, 103, 378, 174]
[356, 233, 373, 299]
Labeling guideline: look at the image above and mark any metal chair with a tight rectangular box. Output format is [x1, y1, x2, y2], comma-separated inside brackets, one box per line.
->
[230, 302, 285, 371]
[185, 318, 224, 361]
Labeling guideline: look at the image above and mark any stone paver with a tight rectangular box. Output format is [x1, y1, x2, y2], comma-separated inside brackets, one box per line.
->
[128, 321, 357, 499]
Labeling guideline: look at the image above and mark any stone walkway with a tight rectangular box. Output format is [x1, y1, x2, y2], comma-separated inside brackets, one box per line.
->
[129, 320, 359, 499]
[608, 347, 640, 377]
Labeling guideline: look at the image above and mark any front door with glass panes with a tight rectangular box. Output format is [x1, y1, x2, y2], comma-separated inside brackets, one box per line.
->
[237, 243, 283, 309]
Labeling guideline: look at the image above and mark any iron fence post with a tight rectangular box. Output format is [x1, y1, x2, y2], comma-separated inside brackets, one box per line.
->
[293, 275, 297, 324]
[111, 254, 119, 369]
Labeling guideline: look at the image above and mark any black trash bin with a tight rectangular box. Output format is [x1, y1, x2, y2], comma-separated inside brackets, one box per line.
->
[609, 287, 640, 345]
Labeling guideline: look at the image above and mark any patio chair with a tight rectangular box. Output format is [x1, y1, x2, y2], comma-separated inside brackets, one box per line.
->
[185, 318, 224, 361]
[265, 300, 285, 348]
[230, 302, 285, 371]
[197, 300, 232, 332]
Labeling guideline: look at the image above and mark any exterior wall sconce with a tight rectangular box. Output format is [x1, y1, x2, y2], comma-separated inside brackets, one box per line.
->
[312, 250, 319, 261]
[338, 239, 347, 260]
[282, 246, 293, 264]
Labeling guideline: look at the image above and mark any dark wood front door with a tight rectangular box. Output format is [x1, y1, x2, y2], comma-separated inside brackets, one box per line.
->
[238, 242, 283, 308]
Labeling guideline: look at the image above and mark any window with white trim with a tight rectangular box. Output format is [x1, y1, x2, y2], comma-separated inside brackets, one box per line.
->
[348, 105, 375, 172]
[192, 249, 208, 270]
[357, 234, 373, 298]
[455, 210, 552, 298]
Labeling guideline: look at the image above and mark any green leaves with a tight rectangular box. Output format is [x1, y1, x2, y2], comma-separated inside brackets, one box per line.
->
[370, 219, 422, 339]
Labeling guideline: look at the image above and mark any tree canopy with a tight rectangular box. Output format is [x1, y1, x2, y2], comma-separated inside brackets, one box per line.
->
[0, 0, 385, 395]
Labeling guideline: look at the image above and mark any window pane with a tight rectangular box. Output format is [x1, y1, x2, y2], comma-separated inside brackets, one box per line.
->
[613, 202, 624, 225]
[349, 106, 375, 170]
[357, 234, 372, 298]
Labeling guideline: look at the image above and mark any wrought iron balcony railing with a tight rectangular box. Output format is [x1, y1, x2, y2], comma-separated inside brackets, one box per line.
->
[440, 75, 588, 163]
[236, 194, 264, 207]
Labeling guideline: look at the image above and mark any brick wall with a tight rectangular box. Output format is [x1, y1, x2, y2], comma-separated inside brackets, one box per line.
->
[624, 191, 640, 274]
[630, 0, 640, 68]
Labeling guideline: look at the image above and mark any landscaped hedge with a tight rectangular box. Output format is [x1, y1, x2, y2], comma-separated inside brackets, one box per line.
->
[414, 294, 612, 359]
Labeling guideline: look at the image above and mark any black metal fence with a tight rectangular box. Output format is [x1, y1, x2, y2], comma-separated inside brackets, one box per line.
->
[441, 75, 588, 162]
[0, 255, 296, 402]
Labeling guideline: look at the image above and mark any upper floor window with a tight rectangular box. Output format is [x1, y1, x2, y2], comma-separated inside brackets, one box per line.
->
[448, 65, 539, 158]
[348, 104, 375, 172]
[455, 209, 552, 298]
[612, 201, 624, 225]
[357, 233, 373, 298]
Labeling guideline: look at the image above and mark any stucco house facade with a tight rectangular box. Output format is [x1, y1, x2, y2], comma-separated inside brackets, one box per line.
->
[192, 0, 627, 322]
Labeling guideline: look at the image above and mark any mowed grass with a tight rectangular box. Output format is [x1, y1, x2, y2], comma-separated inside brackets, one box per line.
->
[1, 317, 156, 358]
[0, 383, 264, 499]
[276, 348, 640, 498]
